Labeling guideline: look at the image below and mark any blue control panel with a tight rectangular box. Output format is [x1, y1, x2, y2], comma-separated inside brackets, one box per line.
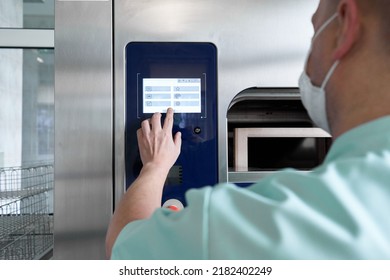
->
[125, 42, 218, 205]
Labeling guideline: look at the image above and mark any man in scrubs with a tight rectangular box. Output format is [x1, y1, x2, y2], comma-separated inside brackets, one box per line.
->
[106, 0, 390, 259]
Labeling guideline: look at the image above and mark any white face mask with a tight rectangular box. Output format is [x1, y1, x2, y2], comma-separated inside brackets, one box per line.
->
[299, 13, 339, 133]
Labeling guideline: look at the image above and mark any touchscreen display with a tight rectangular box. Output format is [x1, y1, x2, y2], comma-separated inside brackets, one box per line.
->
[143, 78, 201, 113]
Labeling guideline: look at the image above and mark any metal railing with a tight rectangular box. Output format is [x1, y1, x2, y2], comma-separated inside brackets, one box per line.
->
[0, 164, 53, 260]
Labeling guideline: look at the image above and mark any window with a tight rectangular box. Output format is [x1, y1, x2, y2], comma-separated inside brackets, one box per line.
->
[0, 0, 54, 260]
[0, 0, 54, 29]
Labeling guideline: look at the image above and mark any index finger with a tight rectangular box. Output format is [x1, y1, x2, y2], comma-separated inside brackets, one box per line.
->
[163, 107, 174, 132]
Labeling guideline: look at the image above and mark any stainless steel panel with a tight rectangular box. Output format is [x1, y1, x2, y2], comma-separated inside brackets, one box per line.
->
[229, 171, 310, 184]
[229, 171, 280, 183]
[54, 0, 112, 259]
[114, 0, 318, 205]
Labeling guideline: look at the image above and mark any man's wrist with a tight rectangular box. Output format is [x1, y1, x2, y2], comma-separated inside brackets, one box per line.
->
[140, 162, 171, 179]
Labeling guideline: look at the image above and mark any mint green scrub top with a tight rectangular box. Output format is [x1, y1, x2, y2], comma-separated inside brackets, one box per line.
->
[111, 117, 390, 259]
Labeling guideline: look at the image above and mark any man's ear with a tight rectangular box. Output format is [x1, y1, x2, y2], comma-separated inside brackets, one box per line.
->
[332, 0, 361, 60]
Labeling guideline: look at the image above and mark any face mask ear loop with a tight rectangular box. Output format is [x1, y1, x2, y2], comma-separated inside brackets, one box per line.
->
[305, 13, 338, 74]
[321, 60, 339, 90]
[312, 13, 338, 41]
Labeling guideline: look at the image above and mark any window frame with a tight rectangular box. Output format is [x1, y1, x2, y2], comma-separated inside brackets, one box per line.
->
[0, 29, 54, 48]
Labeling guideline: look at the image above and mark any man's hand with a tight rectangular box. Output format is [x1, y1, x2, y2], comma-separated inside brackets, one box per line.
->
[137, 108, 182, 172]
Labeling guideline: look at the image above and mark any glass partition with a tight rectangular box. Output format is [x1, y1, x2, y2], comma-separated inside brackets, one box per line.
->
[0, 0, 54, 29]
[0, 48, 54, 259]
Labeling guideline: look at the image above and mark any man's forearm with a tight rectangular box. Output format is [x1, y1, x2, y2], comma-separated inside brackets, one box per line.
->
[105, 163, 169, 258]
[106, 108, 181, 258]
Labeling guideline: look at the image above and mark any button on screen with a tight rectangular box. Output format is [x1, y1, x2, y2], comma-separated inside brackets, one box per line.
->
[143, 78, 201, 113]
